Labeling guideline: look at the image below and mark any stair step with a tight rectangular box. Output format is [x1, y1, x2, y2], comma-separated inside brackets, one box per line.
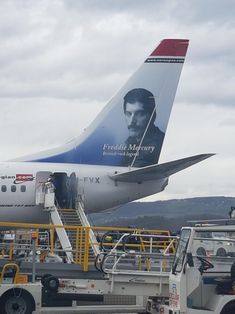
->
[49, 201, 99, 262]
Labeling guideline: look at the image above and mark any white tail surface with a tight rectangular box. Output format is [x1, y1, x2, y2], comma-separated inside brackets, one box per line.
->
[21, 39, 189, 168]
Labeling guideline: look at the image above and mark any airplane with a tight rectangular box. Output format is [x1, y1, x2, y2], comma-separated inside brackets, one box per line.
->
[0, 38, 213, 224]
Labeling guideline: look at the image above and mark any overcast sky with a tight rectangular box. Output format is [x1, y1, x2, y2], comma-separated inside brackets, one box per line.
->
[0, 0, 235, 201]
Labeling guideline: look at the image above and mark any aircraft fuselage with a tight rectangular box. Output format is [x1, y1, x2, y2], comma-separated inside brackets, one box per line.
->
[0, 162, 167, 223]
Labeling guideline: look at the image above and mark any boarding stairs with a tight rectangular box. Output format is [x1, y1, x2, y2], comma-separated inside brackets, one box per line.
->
[58, 201, 100, 260]
[36, 183, 99, 263]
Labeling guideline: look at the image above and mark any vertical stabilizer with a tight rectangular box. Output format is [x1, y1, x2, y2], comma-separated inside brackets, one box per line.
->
[26, 39, 189, 167]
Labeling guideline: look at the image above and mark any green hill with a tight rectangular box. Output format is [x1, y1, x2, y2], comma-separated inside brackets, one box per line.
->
[90, 196, 235, 232]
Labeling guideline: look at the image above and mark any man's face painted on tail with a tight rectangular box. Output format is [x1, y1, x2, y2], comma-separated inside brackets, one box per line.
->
[125, 102, 152, 140]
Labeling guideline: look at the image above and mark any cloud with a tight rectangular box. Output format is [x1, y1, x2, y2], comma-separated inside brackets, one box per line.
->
[158, 102, 235, 199]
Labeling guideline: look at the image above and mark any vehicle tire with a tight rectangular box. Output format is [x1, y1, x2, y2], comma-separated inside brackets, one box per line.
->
[220, 301, 235, 314]
[0, 289, 35, 314]
[44, 275, 59, 292]
[41, 273, 52, 287]
[216, 247, 227, 257]
[231, 262, 235, 279]
[196, 247, 206, 256]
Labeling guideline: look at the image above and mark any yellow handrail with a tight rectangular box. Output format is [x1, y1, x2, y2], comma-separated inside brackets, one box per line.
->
[0, 263, 20, 284]
[0, 220, 175, 272]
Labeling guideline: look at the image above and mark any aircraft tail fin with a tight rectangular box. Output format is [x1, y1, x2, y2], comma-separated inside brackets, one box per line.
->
[17, 39, 189, 167]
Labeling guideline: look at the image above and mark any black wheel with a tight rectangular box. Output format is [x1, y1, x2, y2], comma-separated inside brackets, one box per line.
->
[41, 273, 52, 286]
[221, 301, 235, 314]
[1, 289, 34, 314]
[196, 247, 206, 256]
[216, 247, 227, 257]
[44, 275, 59, 292]
[231, 262, 235, 279]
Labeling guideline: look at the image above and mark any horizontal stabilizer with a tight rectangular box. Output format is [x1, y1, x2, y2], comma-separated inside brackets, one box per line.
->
[110, 154, 214, 183]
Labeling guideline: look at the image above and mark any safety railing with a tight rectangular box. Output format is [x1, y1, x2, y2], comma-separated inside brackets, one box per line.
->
[0, 221, 175, 272]
[96, 233, 177, 274]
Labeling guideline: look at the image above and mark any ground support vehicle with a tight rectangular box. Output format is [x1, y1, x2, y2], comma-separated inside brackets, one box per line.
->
[0, 222, 177, 313]
[0, 252, 171, 314]
[153, 220, 235, 314]
[36, 232, 175, 313]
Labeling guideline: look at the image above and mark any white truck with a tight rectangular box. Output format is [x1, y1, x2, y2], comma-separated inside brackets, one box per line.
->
[152, 221, 235, 314]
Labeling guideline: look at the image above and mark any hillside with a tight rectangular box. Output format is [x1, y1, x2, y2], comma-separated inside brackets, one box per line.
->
[90, 196, 235, 232]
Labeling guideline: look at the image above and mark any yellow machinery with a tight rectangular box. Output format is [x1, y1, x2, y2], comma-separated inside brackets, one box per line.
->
[0, 262, 28, 284]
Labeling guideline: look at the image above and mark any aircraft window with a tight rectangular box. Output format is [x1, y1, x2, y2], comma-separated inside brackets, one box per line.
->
[1, 185, 7, 192]
[20, 185, 26, 192]
[11, 185, 16, 192]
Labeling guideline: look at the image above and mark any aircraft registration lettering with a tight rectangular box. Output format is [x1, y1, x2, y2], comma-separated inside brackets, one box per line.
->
[81, 177, 100, 184]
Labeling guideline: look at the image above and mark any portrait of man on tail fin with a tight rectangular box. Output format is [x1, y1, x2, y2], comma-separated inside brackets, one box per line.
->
[122, 88, 165, 167]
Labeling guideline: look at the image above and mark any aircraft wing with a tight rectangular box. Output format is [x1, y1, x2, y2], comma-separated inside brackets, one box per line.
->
[110, 154, 214, 183]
